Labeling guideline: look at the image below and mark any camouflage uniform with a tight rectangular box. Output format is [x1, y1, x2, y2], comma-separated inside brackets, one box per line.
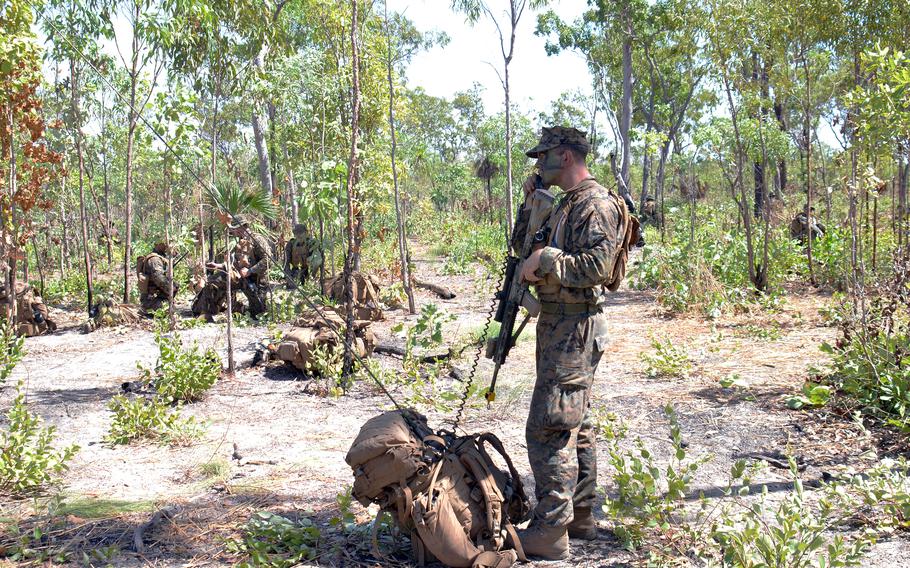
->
[789, 210, 826, 244]
[0, 282, 56, 337]
[139, 250, 173, 313]
[515, 128, 626, 529]
[192, 224, 272, 319]
[284, 224, 320, 287]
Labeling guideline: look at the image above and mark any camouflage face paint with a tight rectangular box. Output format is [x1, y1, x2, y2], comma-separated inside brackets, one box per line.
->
[539, 149, 563, 186]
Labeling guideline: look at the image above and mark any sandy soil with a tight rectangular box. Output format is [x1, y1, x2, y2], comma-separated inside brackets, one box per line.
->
[1, 251, 908, 567]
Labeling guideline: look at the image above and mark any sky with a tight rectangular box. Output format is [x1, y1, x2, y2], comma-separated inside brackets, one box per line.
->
[386, 0, 593, 122]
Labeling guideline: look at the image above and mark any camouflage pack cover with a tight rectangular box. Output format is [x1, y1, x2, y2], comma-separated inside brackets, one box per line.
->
[346, 410, 530, 567]
[323, 271, 384, 321]
[273, 308, 376, 372]
[82, 297, 141, 333]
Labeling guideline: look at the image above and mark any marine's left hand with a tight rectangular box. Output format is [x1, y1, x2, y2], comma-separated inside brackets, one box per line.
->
[521, 249, 543, 282]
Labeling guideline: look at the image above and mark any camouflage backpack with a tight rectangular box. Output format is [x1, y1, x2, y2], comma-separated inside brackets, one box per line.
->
[605, 190, 640, 292]
[346, 410, 529, 568]
[323, 271, 384, 321]
[272, 309, 376, 372]
[136, 254, 150, 295]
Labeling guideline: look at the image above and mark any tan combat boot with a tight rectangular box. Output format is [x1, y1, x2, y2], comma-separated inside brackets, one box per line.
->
[516, 523, 569, 560]
[568, 507, 597, 540]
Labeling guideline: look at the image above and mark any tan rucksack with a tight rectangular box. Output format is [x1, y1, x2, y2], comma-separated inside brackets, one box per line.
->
[605, 190, 639, 292]
[136, 254, 150, 295]
[273, 309, 376, 372]
[324, 271, 384, 321]
[346, 410, 529, 568]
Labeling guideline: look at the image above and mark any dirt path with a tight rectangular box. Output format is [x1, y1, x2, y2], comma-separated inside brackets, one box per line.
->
[2, 253, 908, 566]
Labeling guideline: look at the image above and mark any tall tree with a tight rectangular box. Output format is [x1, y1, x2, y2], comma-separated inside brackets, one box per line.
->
[452, 0, 548, 244]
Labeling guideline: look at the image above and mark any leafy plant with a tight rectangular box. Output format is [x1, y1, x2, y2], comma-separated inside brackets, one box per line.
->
[786, 382, 832, 410]
[225, 511, 321, 568]
[711, 459, 874, 568]
[0, 382, 80, 494]
[0, 318, 24, 388]
[598, 404, 711, 549]
[640, 335, 693, 379]
[105, 395, 204, 446]
[139, 331, 221, 403]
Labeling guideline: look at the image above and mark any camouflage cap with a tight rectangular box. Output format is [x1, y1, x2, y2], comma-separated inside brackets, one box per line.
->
[293, 223, 307, 235]
[525, 126, 591, 158]
[228, 214, 250, 230]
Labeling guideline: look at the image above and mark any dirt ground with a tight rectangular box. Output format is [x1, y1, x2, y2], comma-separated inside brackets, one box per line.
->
[2, 250, 909, 567]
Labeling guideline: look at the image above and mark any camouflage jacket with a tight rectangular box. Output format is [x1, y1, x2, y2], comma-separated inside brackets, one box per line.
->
[244, 232, 273, 283]
[284, 235, 315, 268]
[143, 252, 170, 294]
[513, 177, 624, 306]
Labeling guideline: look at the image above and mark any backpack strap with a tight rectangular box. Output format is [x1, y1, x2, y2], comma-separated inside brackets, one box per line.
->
[503, 522, 526, 562]
[477, 433, 530, 513]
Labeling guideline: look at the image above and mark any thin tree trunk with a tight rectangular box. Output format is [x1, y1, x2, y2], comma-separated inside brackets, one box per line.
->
[384, 0, 416, 314]
[803, 55, 815, 285]
[225, 228, 235, 374]
[282, 141, 298, 223]
[5, 109, 17, 320]
[503, 63, 514, 244]
[252, 51, 274, 202]
[100, 102, 114, 265]
[773, 99, 788, 201]
[165, 167, 175, 330]
[618, 12, 633, 202]
[342, 0, 362, 379]
[123, 0, 141, 304]
[32, 238, 45, 297]
[71, 59, 94, 312]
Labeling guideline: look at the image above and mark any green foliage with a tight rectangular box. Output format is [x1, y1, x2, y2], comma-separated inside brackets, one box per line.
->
[786, 381, 832, 410]
[712, 460, 873, 568]
[632, 207, 796, 317]
[820, 328, 910, 430]
[105, 395, 204, 446]
[598, 404, 711, 549]
[225, 512, 321, 568]
[0, 381, 79, 495]
[139, 330, 221, 403]
[0, 318, 24, 388]
[640, 335, 693, 379]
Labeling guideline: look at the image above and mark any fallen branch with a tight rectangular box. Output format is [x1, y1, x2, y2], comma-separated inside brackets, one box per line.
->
[412, 277, 455, 299]
[374, 343, 452, 363]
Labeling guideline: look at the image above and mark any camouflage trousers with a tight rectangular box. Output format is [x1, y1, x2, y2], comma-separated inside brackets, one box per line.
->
[526, 310, 607, 528]
[140, 290, 167, 313]
[191, 277, 268, 318]
[285, 264, 310, 288]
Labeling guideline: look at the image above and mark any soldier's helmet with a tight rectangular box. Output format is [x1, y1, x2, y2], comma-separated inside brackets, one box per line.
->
[293, 223, 307, 236]
[153, 241, 168, 255]
[525, 126, 591, 158]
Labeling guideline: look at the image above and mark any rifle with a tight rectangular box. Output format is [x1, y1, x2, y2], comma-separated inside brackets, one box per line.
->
[484, 181, 555, 403]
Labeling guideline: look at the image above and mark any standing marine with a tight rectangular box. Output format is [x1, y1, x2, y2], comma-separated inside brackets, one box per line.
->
[284, 223, 320, 288]
[512, 126, 630, 560]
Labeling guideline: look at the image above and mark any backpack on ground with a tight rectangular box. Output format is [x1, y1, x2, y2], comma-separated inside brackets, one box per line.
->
[346, 410, 530, 568]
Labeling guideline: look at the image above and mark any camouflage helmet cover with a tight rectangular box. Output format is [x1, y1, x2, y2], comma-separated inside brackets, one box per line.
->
[293, 223, 307, 235]
[153, 241, 168, 254]
[525, 126, 591, 158]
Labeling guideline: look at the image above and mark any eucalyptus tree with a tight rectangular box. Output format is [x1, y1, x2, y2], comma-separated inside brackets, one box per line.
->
[1, 0, 63, 318]
[451, 0, 549, 244]
[41, 0, 112, 311]
[537, 0, 648, 205]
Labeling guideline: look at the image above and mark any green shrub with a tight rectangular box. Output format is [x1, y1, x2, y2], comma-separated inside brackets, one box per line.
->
[598, 404, 711, 549]
[0, 382, 79, 494]
[225, 511, 321, 567]
[0, 318, 24, 388]
[106, 395, 204, 446]
[640, 335, 693, 379]
[139, 331, 221, 403]
[712, 459, 873, 568]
